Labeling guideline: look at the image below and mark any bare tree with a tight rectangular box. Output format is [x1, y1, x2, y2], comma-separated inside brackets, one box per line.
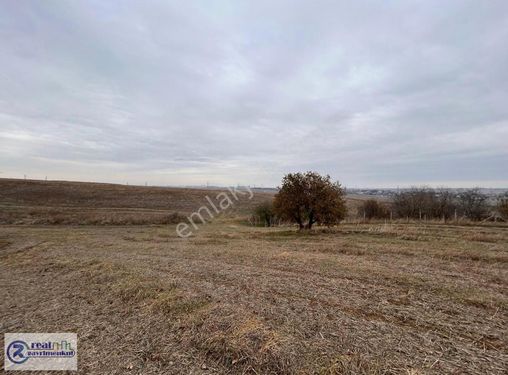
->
[497, 192, 508, 219]
[434, 188, 457, 222]
[393, 187, 436, 219]
[457, 188, 488, 221]
[358, 199, 389, 219]
[393, 187, 459, 221]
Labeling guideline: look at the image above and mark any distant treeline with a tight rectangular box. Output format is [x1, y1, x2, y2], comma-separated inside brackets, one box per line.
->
[361, 187, 507, 222]
[252, 187, 508, 226]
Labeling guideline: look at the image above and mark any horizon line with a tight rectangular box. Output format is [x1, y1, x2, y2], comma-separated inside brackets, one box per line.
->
[1, 176, 507, 191]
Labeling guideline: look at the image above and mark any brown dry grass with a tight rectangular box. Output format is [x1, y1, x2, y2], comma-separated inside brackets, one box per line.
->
[0, 178, 274, 225]
[1, 179, 507, 373]
[0, 206, 188, 225]
[1, 220, 507, 374]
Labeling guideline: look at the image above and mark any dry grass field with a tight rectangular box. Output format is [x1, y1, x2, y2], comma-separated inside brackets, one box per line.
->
[1, 179, 507, 374]
[0, 179, 274, 225]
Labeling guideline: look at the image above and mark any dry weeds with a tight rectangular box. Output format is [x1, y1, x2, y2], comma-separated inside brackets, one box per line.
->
[1, 179, 507, 373]
[1, 220, 507, 374]
[0, 178, 274, 222]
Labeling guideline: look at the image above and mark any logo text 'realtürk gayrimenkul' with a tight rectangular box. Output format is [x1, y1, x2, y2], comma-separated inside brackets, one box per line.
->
[4, 333, 77, 371]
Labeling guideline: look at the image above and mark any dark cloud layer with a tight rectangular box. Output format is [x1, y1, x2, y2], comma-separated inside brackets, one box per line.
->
[1, 1, 507, 187]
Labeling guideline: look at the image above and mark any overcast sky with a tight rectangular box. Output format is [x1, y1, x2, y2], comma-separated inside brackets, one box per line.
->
[1, 1, 507, 188]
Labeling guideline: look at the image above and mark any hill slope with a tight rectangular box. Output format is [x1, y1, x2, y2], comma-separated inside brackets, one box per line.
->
[0, 178, 274, 224]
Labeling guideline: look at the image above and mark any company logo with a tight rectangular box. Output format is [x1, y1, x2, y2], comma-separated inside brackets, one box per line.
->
[6, 341, 29, 364]
[4, 333, 77, 371]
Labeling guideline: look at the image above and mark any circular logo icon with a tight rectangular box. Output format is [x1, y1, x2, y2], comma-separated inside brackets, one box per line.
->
[6, 340, 29, 364]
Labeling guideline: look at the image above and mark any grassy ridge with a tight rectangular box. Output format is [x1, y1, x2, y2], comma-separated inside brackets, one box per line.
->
[0, 178, 274, 224]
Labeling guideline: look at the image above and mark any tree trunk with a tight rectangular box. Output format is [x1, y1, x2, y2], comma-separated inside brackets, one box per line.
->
[305, 212, 314, 230]
[264, 214, 271, 227]
[295, 214, 304, 230]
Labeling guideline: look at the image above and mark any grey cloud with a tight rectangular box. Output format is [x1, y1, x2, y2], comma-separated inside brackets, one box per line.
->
[0, 0, 507, 187]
